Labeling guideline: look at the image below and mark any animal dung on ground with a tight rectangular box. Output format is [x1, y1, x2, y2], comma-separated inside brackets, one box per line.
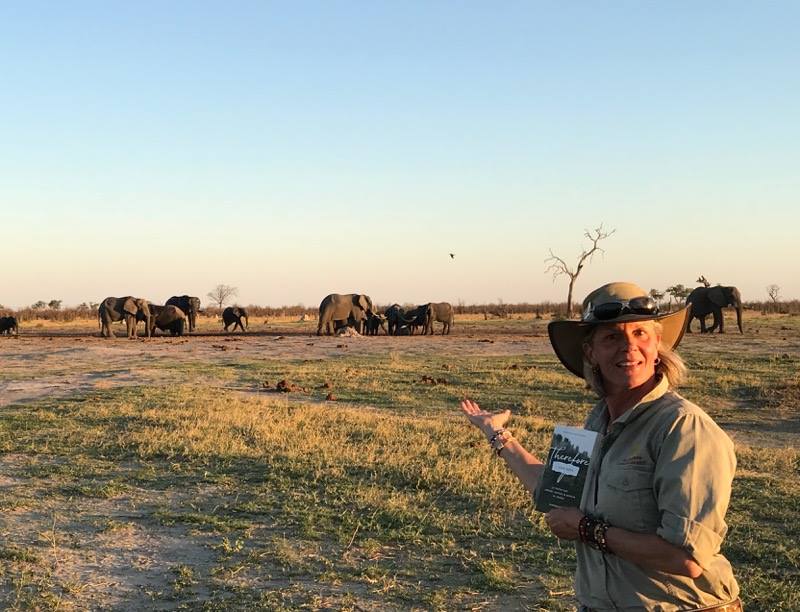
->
[275, 379, 306, 393]
[336, 344, 348, 349]
[212, 344, 228, 351]
[420, 375, 449, 385]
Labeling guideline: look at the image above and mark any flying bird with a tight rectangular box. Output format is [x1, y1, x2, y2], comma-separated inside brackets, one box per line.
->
[449, 253, 455, 259]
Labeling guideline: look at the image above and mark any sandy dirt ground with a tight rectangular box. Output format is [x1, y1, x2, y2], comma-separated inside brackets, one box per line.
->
[0, 322, 551, 409]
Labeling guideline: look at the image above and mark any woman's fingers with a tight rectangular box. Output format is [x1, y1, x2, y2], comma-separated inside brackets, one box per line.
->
[460, 398, 479, 411]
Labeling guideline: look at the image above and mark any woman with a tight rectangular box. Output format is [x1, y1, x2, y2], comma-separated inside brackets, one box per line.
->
[461, 282, 741, 611]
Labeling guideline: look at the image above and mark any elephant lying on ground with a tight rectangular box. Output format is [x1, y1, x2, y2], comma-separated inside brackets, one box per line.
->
[146, 304, 188, 336]
[685, 285, 743, 333]
[424, 302, 454, 335]
[98, 297, 152, 339]
[0, 316, 18, 335]
[223, 306, 248, 332]
[318, 294, 373, 335]
[166, 295, 201, 332]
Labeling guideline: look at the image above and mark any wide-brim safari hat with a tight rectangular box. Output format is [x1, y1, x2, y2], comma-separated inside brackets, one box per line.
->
[548, 281, 691, 378]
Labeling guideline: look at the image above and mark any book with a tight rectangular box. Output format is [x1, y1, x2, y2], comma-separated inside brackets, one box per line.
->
[534, 425, 602, 512]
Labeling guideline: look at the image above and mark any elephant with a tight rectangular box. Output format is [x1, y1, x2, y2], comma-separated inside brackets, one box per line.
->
[402, 305, 430, 335]
[0, 315, 19, 336]
[166, 295, 201, 332]
[364, 312, 388, 335]
[334, 304, 368, 334]
[98, 296, 151, 339]
[423, 302, 454, 335]
[147, 304, 188, 336]
[383, 304, 406, 336]
[222, 306, 248, 332]
[685, 285, 743, 334]
[317, 294, 373, 336]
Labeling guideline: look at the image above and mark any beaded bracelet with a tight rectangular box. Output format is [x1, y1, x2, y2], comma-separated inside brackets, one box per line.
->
[578, 514, 612, 554]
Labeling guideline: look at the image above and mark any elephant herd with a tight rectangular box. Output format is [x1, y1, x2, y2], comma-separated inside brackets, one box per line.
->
[2, 283, 745, 339]
[316, 293, 454, 336]
[94, 292, 453, 338]
[98, 295, 204, 339]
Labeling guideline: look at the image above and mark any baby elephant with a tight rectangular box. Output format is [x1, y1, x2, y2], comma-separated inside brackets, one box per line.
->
[364, 312, 387, 335]
[0, 315, 19, 335]
[222, 306, 248, 332]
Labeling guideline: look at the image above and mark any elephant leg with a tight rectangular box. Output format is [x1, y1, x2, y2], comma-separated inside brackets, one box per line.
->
[716, 309, 725, 333]
[101, 313, 113, 338]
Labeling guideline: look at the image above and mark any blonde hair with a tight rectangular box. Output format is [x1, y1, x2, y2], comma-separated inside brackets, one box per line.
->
[582, 320, 687, 397]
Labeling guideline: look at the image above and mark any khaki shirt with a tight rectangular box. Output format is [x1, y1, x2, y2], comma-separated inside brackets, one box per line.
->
[576, 375, 739, 611]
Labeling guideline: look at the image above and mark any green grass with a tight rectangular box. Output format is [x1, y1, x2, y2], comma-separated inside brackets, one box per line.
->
[1, 314, 799, 610]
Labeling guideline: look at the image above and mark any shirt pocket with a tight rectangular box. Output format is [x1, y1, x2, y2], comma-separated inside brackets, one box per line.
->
[602, 469, 660, 533]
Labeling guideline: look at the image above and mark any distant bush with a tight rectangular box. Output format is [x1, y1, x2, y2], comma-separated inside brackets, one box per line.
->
[745, 300, 800, 315]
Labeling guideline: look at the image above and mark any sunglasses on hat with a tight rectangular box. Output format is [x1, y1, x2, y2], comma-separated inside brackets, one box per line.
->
[584, 296, 659, 321]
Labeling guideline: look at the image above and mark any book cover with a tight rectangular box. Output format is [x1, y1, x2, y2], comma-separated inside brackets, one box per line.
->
[535, 425, 601, 512]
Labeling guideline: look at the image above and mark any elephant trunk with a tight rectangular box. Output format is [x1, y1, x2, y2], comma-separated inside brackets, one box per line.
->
[736, 303, 743, 334]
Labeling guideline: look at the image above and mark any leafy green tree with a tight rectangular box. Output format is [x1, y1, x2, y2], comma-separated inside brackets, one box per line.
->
[666, 284, 690, 308]
[649, 288, 665, 308]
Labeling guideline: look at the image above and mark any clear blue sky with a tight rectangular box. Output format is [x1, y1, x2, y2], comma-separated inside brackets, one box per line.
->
[2, 2, 798, 308]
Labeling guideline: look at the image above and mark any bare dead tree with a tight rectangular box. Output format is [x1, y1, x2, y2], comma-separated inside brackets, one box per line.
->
[207, 284, 238, 310]
[545, 225, 616, 317]
[766, 284, 781, 304]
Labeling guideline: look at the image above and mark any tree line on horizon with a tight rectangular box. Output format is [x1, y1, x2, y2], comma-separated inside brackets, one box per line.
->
[2, 296, 798, 323]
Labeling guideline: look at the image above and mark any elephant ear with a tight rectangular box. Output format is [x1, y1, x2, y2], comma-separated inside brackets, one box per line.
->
[123, 298, 138, 316]
[707, 287, 727, 307]
[357, 295, 371, 312]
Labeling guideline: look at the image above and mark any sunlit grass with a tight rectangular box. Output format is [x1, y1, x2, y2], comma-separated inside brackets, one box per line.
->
[1, 311, 799, 609]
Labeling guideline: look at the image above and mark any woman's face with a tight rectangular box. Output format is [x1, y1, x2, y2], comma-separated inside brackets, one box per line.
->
[585, 321, 661, 394]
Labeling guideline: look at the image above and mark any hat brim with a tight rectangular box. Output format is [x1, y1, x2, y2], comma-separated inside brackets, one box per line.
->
[547, 305, 691, 378]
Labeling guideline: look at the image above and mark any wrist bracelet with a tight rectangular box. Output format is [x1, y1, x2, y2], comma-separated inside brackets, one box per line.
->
[578, 514, 612, 554]
[488, 428, 513, 456]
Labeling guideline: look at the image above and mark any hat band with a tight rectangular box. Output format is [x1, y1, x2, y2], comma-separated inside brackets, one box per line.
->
[583, 296, 658, 322]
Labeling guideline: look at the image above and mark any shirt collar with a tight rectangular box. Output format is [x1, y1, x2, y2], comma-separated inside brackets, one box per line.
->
[609, 374, 670, 426]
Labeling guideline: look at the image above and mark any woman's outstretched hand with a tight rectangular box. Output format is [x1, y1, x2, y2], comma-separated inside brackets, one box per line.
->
[460, 399, 511, 440]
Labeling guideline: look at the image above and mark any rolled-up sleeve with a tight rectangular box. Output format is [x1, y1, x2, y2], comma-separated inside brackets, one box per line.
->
[654, 412, 736, 569]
